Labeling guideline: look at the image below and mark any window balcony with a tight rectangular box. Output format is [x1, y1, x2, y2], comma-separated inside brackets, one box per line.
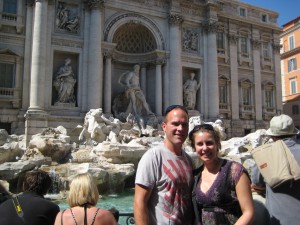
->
[0, 87, 20, 108]
[239, 104, 255, 119]
[0, 12, 23, 33]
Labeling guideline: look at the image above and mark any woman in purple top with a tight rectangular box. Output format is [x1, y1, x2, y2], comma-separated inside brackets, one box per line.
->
[189, 124, 254, 225]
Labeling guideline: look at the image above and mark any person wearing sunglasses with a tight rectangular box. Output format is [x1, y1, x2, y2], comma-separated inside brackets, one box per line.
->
[189, 124, 254, 225]
[134, 105, 194, 225]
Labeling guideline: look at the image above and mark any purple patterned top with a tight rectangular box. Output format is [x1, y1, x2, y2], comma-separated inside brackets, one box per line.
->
[195, 159, 248, 225]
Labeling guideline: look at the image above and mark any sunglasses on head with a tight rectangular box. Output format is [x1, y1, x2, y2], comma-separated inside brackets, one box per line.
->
[189, 123, 215, 140]
[164, 105, 188, 116]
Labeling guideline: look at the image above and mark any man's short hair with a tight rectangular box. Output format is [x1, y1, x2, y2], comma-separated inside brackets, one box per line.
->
[22, 170, 52, 195]
[164, 105, 188, 117]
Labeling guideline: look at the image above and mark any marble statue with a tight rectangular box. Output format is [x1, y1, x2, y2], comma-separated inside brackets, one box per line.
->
[53, 58, 76, 105]
[78, 108, 113, 144]
[119, 64, 153, 117]
[183, 72, 200, 110]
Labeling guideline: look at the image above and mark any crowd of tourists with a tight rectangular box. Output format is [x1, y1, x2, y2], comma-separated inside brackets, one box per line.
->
[0, 105, 299, 225]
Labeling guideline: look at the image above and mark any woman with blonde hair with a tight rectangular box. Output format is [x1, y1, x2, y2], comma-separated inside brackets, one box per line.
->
[54, 173, 117, 225]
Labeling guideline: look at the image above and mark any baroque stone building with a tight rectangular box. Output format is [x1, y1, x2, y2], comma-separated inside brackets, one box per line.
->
[0, 0, 282, 141]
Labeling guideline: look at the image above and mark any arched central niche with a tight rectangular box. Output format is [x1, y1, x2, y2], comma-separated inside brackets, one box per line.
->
[113, 23, 157, 54]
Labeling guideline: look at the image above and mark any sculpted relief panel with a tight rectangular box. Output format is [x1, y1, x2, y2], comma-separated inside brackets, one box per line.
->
[55, 1, 80, 34]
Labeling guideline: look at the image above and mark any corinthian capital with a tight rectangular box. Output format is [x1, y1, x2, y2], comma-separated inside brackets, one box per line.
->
[272, 43, 281, 53]
[85, 0, 105, 9]
[202, 21, 220, 33]
[251, 39, 261, 50]
[168, 13, 184, 25]
[228, 33, 238, 45]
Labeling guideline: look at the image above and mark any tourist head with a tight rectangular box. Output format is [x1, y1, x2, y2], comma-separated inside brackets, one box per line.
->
[67, 173, 99, 207]
[22, 169, 52, 195]
[189, 124, 221, 162]
[162, 105, 189, 148]
[266, 114, 298, 138]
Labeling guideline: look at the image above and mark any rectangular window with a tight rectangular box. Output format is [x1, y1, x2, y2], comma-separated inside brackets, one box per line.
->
[292, 105, 299, 115]
[3, 0, 17, 14]
[290, 78, 297, 94]
[0, 63, 15, 88]
[243, 88, 251, 105]
[217, 32, 224, 49]
[239, 8, 246, 17]
[263, 42, 269, 58]
[289, 36, 295, 50]
[219, 85, 227, 104]
[288, 58, 297, 72]
[262, 14, 267, 22]
[265, 90, 274, 107]
[241, 37, 248, 54]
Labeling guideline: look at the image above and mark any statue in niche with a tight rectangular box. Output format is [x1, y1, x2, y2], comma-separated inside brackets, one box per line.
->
[53, 58, 76, 105]
[112, 65, 158, 136]
[56, 2, 80, 33]
[183, 72, 200, 110]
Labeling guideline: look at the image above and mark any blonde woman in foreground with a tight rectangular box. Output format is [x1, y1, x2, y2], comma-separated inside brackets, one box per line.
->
[54, 173, 117, 225]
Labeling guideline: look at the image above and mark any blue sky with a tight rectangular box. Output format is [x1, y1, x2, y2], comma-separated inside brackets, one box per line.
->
[241, 0, 300, 27]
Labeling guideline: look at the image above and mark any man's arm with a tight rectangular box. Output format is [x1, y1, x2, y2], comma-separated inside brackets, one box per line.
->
[134, 184, 152, 225]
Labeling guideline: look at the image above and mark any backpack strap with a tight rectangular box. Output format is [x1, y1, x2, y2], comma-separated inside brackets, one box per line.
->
[12, 196, 26, 224]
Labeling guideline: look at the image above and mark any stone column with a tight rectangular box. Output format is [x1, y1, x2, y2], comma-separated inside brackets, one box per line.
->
[140, 64, 147, 96]
[85, 0, 104, 109]
[155, 60, 163, 116]
[168, 13, 183, 105]
[228, 33, 239, 120]
[103, 52, 112, 114]
[28, 0, 48, 112]
[203, 21, 219, 119]
[252, 39, 262, 120]
[22, 1, 34, 110]
[25, 0, 49, 146]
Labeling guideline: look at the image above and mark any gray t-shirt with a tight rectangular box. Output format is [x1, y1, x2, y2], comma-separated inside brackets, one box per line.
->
[135, 144, 193, 225]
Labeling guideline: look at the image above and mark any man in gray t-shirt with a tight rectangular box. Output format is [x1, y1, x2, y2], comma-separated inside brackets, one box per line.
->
[134, 105, 194, 225]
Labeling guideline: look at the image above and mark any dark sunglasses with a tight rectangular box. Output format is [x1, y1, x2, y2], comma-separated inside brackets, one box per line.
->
[189, 123, 215, 141]
[164, 105, 188, 116]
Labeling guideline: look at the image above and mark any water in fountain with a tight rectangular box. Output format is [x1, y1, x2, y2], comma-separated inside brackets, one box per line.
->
[48, 168, 63, 194]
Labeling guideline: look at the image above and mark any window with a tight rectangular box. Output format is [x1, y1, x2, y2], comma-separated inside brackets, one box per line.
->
[288, 58, 297, 72]
[242, 87, 251, 105]
[263, 42, 270, 58]
[217, 32, 224, 49]
[239, 8, 246, 17]
[292, 105, 299, 115]
[290, 78, 297, 94]
[265, 89, 274, 107]
[3, 0, 17, 14]
[262, 14, 267, 22]
[0, 63, 15, 88]
[289, 36, 295, 50]
[240, 37, 248, 54]
[219, 85, 227, 104]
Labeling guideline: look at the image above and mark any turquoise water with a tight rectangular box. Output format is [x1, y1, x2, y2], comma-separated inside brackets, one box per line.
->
[55, 188, 134, 225]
